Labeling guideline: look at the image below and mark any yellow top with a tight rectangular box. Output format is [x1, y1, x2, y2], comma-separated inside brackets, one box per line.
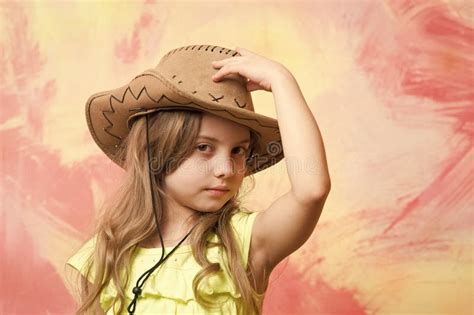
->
[66, 210, 259, 314]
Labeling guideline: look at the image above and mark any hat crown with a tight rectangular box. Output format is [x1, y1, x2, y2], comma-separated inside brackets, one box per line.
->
[153, 45, 255, 112]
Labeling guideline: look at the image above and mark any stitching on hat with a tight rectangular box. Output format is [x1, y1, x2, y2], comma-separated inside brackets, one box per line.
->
[165, 45, 240, 57]
[170, 72, 247, 105]
[169, 68, 247, 107]
[171, 72, 246, 105]
[171, 74, 183, 84]
[234, 98, 246, 108]
[208, 93, 224, 102]
[137, 72, 275, 131]
[100, 85, 162, 141]
[102, 107, 122, 142]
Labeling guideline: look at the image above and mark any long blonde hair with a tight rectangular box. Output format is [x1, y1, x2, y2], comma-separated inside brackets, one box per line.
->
[73, 109, 265, 314]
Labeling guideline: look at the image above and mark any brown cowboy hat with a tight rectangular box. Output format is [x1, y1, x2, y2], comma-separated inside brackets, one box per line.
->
[85, 44, 284, 175]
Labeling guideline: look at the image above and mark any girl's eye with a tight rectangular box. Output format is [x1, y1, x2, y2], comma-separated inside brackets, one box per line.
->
[196, 144, 211, 152]
[233, 146, 249, 155]
[196, 144, 248, 156]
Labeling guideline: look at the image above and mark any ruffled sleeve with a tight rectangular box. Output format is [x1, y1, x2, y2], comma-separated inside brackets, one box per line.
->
[229, 210, 259, 269]
[65, 235, 118, 311]
[66, 234, 97, 283]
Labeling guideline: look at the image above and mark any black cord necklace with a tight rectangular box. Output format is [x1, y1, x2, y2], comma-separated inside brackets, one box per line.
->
[127, 113, 197, 314]
[127, 229, 194, 314]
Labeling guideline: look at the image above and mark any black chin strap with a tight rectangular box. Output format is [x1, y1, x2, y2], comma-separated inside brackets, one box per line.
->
[127, 113, 197, 314]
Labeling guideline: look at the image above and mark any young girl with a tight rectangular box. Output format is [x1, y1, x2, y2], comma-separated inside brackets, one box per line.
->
[65, 44, 331, 315]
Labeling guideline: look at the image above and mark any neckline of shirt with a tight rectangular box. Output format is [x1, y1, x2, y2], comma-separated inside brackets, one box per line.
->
[135, 230, 222, 255]
[135, 243, 193, 255]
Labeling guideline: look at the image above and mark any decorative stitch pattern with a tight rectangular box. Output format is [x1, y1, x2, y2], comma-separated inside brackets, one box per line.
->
[164, 45, 240, 58]
[100, 84, 165, 142]
[169, 57, 251, 106]
[94, 81, 270, 143]
[209, 93, 224, 103]
[130, 72, 273, 130]
[234, 98, 246, 108]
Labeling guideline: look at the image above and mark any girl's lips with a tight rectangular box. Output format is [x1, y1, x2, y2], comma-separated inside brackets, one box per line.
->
[205, 189, 229, 197]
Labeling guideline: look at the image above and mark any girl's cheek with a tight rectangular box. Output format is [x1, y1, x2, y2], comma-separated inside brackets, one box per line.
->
[192, 159, 211, 174]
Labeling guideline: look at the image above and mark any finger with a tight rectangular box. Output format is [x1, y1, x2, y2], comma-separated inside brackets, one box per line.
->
[212, 65, 231, 81]
[211, 56, 239, 68]
[212, 64, 238, 81]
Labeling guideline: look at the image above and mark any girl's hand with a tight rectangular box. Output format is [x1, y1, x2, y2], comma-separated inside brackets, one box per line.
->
[211, 47, 292, 92]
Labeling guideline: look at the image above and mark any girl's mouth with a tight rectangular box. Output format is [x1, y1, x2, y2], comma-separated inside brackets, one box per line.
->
[205, 189, 229, 197]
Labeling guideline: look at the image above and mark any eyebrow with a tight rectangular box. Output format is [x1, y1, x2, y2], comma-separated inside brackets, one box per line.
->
[197, 135, 250, 144]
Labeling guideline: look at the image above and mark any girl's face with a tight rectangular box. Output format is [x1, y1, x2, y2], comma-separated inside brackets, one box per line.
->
[163, 113, 251, 213]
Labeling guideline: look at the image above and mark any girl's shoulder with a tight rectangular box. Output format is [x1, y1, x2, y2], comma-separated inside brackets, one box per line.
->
[230, 210, 258, 225]
[65, 234, 98, 282]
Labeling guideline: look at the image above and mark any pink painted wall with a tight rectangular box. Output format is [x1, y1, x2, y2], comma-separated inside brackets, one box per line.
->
[1, 0, 472, 313]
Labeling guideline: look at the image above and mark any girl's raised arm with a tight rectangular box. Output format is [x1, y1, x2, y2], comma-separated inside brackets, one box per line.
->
[212, 47, 331, 271]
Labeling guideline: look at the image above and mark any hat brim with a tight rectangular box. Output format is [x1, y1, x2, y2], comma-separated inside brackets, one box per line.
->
[85, 70, 284, 175]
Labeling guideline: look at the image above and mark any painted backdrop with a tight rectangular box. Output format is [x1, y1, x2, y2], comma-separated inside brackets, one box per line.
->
[1, 0, 472, 314]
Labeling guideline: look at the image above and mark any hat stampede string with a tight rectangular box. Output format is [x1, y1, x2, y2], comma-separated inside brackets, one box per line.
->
[127, 113, 197, 314]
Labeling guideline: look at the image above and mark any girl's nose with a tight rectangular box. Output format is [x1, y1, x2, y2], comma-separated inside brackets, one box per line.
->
[212, 156, 236, 178]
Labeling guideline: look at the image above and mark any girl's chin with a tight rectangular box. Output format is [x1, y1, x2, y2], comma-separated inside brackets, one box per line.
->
[193, 202, 228, 213]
